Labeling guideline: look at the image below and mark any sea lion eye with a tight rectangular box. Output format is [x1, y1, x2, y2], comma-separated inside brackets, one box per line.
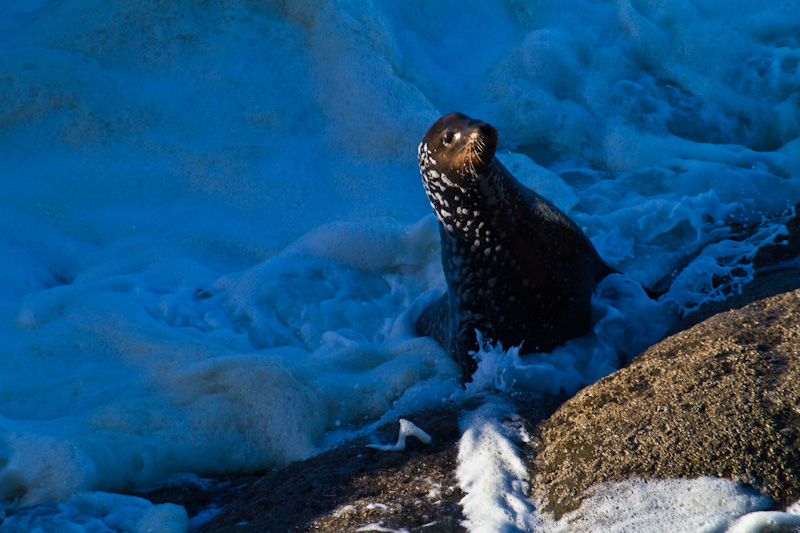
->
[442, 131, 454, 146]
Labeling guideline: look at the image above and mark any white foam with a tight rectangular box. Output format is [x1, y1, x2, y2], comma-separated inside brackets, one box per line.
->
[668, 219, 791, 314]
[366, 419, 432, 452]
[456, 398, 541, 532]
[356, 523, 410, 533]
[496, 152, 580, 213]
[0, 0, 799, 529]
[0, 220, 459, 508]
[727, 511, 800, 533]
[0, 491, 188, 533]
[542, 477, 772, 533]
[456, 403, 783, 533]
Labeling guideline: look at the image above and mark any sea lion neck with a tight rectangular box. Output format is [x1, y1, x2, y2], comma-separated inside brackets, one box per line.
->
[420, 151, 505, 232]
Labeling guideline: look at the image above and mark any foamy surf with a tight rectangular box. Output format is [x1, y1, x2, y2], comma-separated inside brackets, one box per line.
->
[1, 0, 799, 530]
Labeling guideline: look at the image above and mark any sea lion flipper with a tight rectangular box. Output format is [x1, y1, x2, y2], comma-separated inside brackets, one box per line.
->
[597, 261, 619, 284]
[454, 328, 480, 382]
[600, 263, 665, 300]
[416, 293, 450, 349]
[417, 295, 477, 381]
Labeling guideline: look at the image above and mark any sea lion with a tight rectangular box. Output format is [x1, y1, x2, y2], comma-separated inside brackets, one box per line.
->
[416, 112, 619, 382]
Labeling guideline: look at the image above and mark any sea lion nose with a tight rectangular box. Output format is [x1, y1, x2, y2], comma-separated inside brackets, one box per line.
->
[467, 121, 498, 152]
[468, 121, 494, 139]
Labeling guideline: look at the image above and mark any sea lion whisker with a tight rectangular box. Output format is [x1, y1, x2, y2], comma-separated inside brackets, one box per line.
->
[468, 143, 479, 176]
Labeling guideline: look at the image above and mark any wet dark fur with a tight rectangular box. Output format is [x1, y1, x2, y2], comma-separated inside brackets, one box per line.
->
[416, 112, 617, 382]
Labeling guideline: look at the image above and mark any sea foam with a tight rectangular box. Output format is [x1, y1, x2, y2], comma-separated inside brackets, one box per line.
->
[1, 0, 799, 530]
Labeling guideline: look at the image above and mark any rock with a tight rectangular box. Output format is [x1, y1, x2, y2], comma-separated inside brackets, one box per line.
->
[531, 288, 800, 519]
[136, 394, 561, 532]
[196, 403, 470, 533]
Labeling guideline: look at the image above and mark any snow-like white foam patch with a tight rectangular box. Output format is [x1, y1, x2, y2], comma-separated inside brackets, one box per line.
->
[1, 0, 799, 529]
[456, 398, 541, 533]
[0, 491, 188, 533]
[727, 511, 800, 533]
[542, 477, 772, 533]
[726, 498, 800, 532]
[668, 216, 792, 314]
[0, 219, 459, 508]
[367, 419, 432, 452]
[356, 523, 410, 533]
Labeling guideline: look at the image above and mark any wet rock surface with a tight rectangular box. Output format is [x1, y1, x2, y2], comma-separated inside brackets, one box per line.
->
[532, 286, 800, 519]
[141, 404, 470, 532]
[137, 395, 562, 532]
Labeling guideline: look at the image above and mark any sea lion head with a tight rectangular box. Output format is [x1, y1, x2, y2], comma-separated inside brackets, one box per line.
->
[418, 112, 498, 179]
